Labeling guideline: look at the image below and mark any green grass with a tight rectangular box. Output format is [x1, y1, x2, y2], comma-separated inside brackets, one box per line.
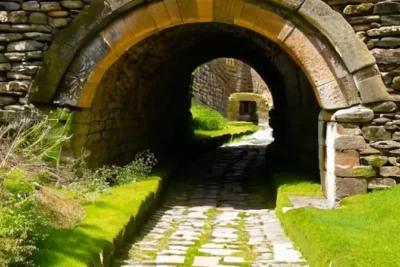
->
[273, 172, 400, 267]
[194, 122, 258, 141]
[32, 178, 162, 267]
[191, 102, 227, 131]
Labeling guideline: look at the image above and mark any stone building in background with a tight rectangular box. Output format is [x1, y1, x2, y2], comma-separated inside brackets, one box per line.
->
[191, 58, 273, 118]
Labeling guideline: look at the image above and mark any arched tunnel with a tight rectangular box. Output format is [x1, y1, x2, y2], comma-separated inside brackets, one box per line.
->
[65, 23, 320, 172]
[28, 0, 394, 205]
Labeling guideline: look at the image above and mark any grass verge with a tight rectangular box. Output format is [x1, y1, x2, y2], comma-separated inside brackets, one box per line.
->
[194, 122, 258, 141]
[32, 176, 164, 267]
[274, 172, 400, 267]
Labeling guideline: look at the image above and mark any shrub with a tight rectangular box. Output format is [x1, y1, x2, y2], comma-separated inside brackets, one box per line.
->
[0, 175, 51, 266]
[191, 102, 227, 131]
[68, 150, 157, 200]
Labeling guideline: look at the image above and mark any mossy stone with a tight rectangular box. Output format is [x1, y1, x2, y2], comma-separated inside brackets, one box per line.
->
[361, 155, 388, 167]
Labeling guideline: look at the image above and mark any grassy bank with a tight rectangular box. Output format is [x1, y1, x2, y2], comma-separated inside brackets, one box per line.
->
[194, 121, 259, 141]
[33, 177, 163, 266]
[274, 172, 400, 267]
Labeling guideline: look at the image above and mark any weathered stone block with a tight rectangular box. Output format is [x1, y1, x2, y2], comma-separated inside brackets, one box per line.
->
[333, 106, 374, 122]
[48, 11, 69, 17]
[361, 155, 388, 167]
[40, 2, 61, 11]
[0, 95, 17, 105]
[335, 135, 367, 150]
[336, 177, 368, 199]
[380, 166, 400, 177]
[344, 3, 374, 15]
[360, 145, 381, 155]
[29, 12, 48, 25]
[393, 132, 400, 141]
[0, 33, 23, 42]
[336, 124, 361, 135]
[371, 140, 400, 150]
[335, 150, 360, 168]
[299, 0, 376, 73]
[382, 15, 400, 26]
[9, 11, 27, 23]
[22, 1, 39, 11]
[335, 166, 376, 178]
[388, 157, 400, 166]
[368, 27, 400, 38]
[362, 126, 391, 141]
[48, 18, 69, 28]
[373, 2, 400, 14]
[0, 2, 21, 11]
[372, 117, 391, 124]
[365, 101, 397, 112]
[7, 40, 44, 52]
[61, 1, 84, 9]
[368, 178, 396, 189]
[389, 149, 400, 156]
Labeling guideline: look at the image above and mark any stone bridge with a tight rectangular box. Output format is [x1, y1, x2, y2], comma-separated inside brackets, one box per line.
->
[1, 0, 400, 205]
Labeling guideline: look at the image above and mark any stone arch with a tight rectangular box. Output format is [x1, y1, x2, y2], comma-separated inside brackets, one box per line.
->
[227, 93, 270, 128]
[29, 0, 391, 108]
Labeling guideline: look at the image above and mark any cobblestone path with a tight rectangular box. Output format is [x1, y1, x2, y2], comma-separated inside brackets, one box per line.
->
[115, 133, 307, 267]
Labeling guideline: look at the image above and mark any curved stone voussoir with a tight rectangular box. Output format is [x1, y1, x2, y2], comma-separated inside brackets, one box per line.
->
[353, 65, 392, 103]
[298, 0, 376, 73]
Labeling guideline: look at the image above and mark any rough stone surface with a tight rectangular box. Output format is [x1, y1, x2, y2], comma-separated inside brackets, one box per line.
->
[113, 137, 306, 266]
[335, 166, 376, 177]
[365, 101, 397, 112]
[362, 126, 391, 141]
[335, 150, 360, 168]
[335, 135, 367, 150]
[380, 166, 400, 177]
[336, 177, 368, 199]
[371, 140, 400, 150]
[368, 178, 397, 189]
[361, 155, 388, 167]
[334, 106, 374, 122]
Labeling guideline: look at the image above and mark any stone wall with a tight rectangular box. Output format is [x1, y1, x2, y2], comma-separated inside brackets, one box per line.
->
[192, 58, 273, 116]
[321, 102, 400, 201]
[329, 0, 400, 101]
[0, 0, 87, 123]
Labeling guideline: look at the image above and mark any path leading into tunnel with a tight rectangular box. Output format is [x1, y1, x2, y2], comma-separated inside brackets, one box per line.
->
[114, 129, 307, 267]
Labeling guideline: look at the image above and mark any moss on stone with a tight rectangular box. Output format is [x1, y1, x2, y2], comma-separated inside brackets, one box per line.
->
[351, 166, 376, 178]
[361, 155, 388, 167]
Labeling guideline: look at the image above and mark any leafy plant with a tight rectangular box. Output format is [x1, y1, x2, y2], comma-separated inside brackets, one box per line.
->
[67, 150, 157, 200]
[0, 175, 51, 266]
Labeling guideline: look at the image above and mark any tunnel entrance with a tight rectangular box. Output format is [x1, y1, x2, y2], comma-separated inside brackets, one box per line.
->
[37, 0, 387, 205]
[66, 23, 320, 175]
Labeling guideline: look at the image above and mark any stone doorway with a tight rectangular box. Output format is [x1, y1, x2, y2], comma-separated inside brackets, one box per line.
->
[239, 101, 258, 125]
[227, 93, 271, 129]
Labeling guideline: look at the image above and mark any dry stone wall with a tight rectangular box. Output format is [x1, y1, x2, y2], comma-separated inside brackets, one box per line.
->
[315, 0, 400, 200]
[321, 101, 400, 200]
[329, 0, 400, 101]
[0, 0, 88, 123]
[192, 58, 273, 116]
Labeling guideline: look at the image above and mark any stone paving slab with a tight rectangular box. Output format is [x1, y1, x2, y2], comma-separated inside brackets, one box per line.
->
[113, 134, 307, 267]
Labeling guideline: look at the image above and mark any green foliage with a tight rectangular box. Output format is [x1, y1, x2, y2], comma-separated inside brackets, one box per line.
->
[2, 171, 34, 197]
[68, 150, 157, 200]
[12, 109, 72, 166]
[0, 174, 50, 266]
[191, 102, 227, 131]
